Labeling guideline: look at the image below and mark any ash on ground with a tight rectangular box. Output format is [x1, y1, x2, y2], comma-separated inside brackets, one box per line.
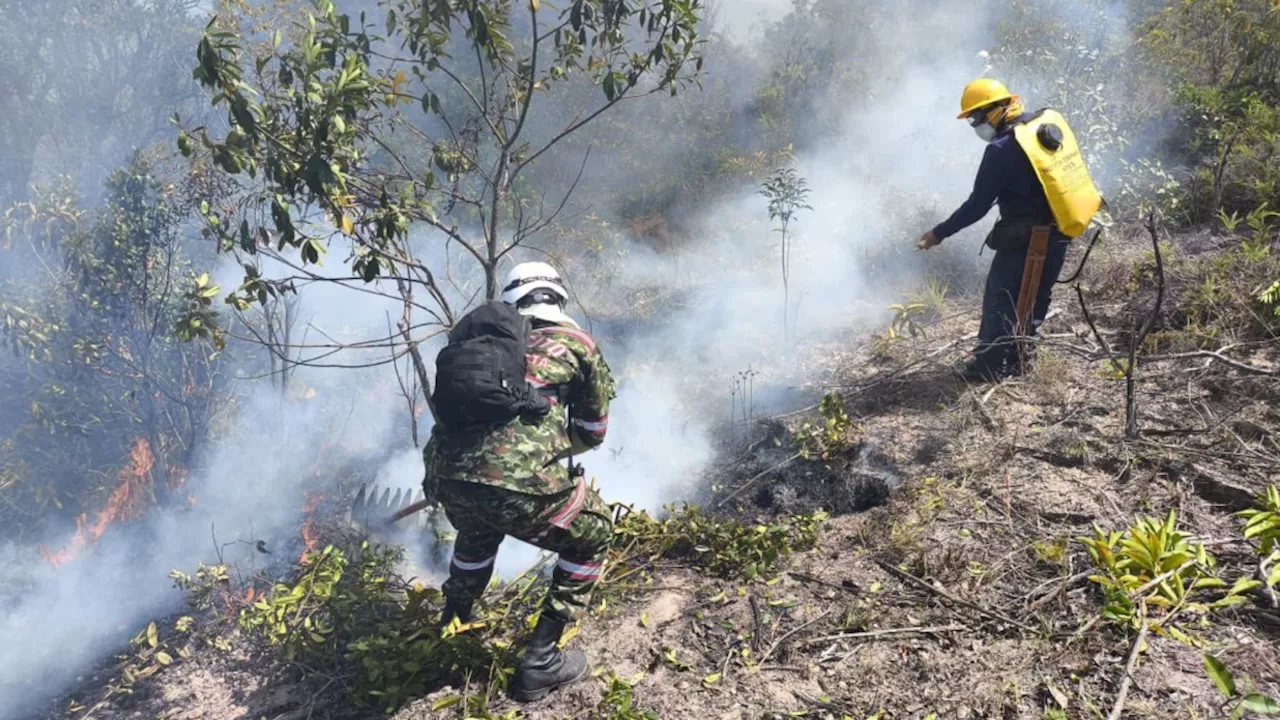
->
[707, 421, 903, 517]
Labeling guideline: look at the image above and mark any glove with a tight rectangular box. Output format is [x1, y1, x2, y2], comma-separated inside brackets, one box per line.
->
[916, 230, 941, 251]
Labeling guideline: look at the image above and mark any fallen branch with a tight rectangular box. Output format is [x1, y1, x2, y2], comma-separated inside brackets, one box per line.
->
[1107, 616, 1150, 720]
[1029, 571, 1092, 612]
[1143, 349, 1279, 376]
[801, 624, 967, 648]
[757, 608, 833, 666]
[716, 453, 801, 508]
[974, 386, 999, 429]
[875, 560, 1036, 632]
[795, 690, 857, 717]
[788, 571, 861, 595]
[749, 595, 764, 654]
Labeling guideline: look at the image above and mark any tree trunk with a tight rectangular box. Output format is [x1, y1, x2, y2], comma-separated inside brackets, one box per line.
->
[486, 157, 511, 300]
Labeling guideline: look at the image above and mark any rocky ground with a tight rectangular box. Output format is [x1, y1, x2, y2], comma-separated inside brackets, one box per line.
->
[32, 222, 1280, 720]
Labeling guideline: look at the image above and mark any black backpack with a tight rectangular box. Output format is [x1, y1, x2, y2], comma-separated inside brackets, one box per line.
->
[431, 300, 551, 432]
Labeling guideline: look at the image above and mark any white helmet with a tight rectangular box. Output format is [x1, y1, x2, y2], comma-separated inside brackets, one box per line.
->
[500, 261, 575, 326]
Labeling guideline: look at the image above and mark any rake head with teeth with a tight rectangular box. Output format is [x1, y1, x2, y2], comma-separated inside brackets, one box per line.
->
[348, 482, 432, 533]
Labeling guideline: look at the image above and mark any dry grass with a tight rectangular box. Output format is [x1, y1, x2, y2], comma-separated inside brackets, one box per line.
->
[1028, 348, 1072, 405]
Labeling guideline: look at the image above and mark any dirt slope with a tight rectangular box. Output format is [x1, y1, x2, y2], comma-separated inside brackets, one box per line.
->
[36, 224, 1280, 720]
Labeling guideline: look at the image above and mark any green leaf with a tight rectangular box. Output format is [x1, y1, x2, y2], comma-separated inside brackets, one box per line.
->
[1203, 653, 1236, 699]
[146, 622, 159, 648]
[1241, 694, 1280, 714]
[431, 694, 461, 710]
[301, 239, 325, 265]
[701, 672, 722, 685]
[1229, 577, 1264, 595]
[155, 651, 173, 666]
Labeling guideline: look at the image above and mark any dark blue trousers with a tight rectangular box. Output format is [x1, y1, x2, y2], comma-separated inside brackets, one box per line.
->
[976, 233, 1071, 371]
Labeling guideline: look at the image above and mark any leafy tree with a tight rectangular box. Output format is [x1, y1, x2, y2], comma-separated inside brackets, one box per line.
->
[1141, 0, 1280, 218]
[182, 0, 707, 357]
[0, 0, 204, 205]
[0, 154, 226, 539]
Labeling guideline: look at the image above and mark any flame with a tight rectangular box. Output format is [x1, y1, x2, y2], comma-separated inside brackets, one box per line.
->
[38, 438, 155, 568]
[167, 464, 189, 489]
[299, 491, 324, 563]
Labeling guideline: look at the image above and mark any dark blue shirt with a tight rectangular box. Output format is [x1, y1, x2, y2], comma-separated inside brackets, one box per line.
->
[932, 120, 1053, 240]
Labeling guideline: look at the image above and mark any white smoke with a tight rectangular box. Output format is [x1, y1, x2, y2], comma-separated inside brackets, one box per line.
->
[0, 0, 1144, 716]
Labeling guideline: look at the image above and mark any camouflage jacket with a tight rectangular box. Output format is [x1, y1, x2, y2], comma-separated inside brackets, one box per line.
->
[424, 318, 616, 496]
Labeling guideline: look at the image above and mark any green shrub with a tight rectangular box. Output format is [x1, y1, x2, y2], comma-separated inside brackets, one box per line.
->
[237, 542, 497, 713]
[1079, 510, 1257, 642]
[1238, 485, 1280, 596]
[795, 391, 854, 460]
[612, 505, 827, 582]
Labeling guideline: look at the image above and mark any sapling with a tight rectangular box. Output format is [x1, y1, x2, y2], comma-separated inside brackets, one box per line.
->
[760, 165, 812, 343]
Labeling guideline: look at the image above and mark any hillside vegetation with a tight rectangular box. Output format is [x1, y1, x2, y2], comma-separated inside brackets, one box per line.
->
[2, 1, 1280, 720]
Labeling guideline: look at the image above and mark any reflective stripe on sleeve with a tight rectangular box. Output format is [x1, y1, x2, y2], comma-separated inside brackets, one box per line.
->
[572, 416, 607, 434]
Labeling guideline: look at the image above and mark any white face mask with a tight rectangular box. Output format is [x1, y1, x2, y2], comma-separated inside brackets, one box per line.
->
[974, 123, 998, 142]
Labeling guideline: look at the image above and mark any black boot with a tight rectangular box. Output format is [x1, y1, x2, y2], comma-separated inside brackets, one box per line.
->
[961, 352, 1019, 383]
[960, 360, 1003, 383]
[440, 597, 473, 627]
[509, 614, 589, 702]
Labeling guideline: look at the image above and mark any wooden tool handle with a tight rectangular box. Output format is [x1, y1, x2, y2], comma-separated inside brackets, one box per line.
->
[391, 498, 434, 523]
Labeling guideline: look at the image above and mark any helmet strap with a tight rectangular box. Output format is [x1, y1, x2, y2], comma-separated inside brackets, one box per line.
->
[986, 96, 1025, 130]
[516, 288, 565, 309]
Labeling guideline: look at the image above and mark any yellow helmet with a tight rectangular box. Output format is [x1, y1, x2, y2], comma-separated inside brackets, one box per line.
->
[957, 78, 1013, 119]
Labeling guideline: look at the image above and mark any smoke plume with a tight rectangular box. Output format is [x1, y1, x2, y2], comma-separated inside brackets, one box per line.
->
[0, 1, 1144, 716]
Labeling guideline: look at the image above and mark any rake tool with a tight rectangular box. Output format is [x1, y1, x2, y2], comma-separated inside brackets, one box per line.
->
[348, 482, 433, 532]
[347, 446, 584, 533]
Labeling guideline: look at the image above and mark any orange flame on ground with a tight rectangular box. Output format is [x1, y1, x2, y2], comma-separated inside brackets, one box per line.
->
[299, 491, 324, 563]
[167, 464, 189, 490]
[39, 438, 155, 568]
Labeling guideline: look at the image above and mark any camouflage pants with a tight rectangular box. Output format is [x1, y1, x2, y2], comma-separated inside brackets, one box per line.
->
[437, 479, 614, 623]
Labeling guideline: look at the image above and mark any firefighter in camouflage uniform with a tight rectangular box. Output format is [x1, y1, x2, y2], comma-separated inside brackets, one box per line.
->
[422, 261, 617, 702]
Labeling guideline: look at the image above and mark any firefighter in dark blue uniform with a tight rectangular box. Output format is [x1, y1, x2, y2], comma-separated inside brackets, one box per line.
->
[917, 79, 1082, 382]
